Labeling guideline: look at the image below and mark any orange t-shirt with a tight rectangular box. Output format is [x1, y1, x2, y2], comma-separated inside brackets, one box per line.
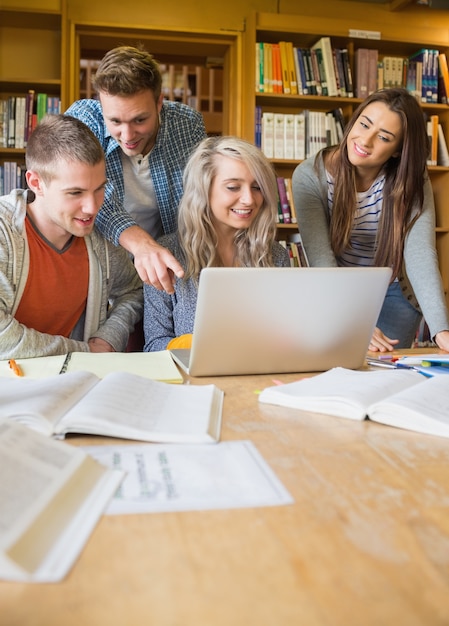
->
[15, 217, 89, 337]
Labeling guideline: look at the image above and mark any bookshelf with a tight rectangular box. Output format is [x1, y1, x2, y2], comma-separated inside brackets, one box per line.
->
[78, 58, 223, 135]
[242, 11, 449, 307]
[67, 22, 240, 138]
[0, 0, 67, 191]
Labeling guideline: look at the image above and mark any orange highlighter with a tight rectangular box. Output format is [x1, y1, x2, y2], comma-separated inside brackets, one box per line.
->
[8, 359, 24, 377]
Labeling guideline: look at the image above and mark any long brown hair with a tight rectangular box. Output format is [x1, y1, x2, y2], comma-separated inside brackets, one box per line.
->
[326, 88, 429, 278]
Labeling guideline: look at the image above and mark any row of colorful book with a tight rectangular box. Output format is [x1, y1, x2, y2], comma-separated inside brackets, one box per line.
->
[357, 48, 449, 105]
[0, 161, 26, 196]
[256, 107, 345, 161]
[256, 38, 353, 98]
[0, 92, 61, 150]
[278, 233, 309, 268]
[256, 38, 449, 105]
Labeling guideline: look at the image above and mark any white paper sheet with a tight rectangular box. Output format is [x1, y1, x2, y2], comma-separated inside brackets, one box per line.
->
[83, 440, 294, 515]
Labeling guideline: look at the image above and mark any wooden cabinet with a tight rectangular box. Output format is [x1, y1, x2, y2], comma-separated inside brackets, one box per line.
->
[0, 0, 67, 179]
[242, 12, 449, 307]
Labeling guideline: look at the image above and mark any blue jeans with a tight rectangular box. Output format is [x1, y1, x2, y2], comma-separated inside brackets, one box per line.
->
[376, 281, 422, 348]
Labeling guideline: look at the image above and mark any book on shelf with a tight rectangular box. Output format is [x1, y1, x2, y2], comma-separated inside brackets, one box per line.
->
[309, 48, 323, 96]
[254, 105, 262, 149]
[406, 59, 422, 100]
[438, 52, 449, 104]
[367, 49, 379, 95]
[293, 47, 308, 95]
[341, 49, 354, 98]
[408, 49, 438, 103]
[261, 111, 274, 159]
[36, 93, 47, 124]
[438, 123, 449, 167]
[263, 41, 273, 94]
[274, 112, 286, 159]
[279, 41, 292, 94]
[25, 89, 35, 145]
[283, 113, 295, 160]
[256, 42, 264, 92]
[311, 36, 339, 97]
[382, 56, 405, 89]
[271, 42, 283, 94]
[333, 48, 347, 97]
[311, 46, 328, 96]
[302, 48, 318, 95]
[284, 177, 297, 223]
[14, 96, 26, 149]
[355, 48, 370, 99]
[285, 40, 298, 95]
[7, 97, 16, 148]
[0, 419, 123, 582]
[293, 112, 306, 160]
[276, 176, 291, 224]
[427, 114, 439, 166]
[259, 366, 449, 438]
[0, 369, 223, 443]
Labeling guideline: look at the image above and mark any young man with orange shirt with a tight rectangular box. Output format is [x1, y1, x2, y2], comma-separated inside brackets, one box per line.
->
[0, 114, 143, 360]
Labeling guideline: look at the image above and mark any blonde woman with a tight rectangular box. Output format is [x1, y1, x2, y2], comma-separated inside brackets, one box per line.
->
[143, 135, 290, 351]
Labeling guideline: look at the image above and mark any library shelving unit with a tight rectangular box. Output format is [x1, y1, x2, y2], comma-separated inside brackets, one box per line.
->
[66, 21, 240, 137]
[0, 0, 68, 173]
[242, 11, 449, 307]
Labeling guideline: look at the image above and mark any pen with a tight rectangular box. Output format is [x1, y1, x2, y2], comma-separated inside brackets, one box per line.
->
[8, 359, 23, 377]
[366, 358, 431, 377]
[366, 358, 397, 369]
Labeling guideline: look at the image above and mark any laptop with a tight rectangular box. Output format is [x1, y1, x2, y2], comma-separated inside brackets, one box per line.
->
[170, 266, 392, 377]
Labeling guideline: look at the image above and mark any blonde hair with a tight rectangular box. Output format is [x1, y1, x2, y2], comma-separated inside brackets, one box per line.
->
[177, 136, 279, 280]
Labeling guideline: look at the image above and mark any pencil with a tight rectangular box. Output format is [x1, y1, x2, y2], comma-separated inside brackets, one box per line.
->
[8, 359, 24, 377]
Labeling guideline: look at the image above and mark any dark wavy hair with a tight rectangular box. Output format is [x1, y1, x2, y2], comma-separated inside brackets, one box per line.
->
[324, 87, 429, 279]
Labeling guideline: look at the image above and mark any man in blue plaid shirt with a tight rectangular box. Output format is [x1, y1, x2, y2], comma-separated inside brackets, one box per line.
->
[66, 45, 207, 294]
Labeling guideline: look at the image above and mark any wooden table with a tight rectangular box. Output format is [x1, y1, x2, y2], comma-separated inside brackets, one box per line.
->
[2, 353, 449, 626]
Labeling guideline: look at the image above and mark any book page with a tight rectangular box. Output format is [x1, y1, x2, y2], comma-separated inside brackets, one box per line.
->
[0, 371, 99, 435]
[59, 371, 223, 443]
[0, 354, 67, 378]
[83, 440, 294, 514]
[369, 374, 449, 437]
[259, 367, 423, 420]
[66, 350, 183, 383]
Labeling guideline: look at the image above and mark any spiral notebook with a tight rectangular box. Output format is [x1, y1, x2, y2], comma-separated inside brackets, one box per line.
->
[170, 266, 392, 376]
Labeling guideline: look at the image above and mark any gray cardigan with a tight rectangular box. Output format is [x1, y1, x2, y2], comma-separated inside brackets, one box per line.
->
[292, 153, 449, 339]
[0, 189, 143, 359]
[143, 233, 291, 351]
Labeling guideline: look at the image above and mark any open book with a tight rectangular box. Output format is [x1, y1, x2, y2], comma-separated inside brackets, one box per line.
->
[0, 350, 184, 383]
[259, 367, 449, 438]
[0, 370, 223, 443]
[0, 419, 123, 582]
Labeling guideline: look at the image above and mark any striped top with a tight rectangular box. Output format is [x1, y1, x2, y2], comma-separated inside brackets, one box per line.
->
[326, 170, 385, 267]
